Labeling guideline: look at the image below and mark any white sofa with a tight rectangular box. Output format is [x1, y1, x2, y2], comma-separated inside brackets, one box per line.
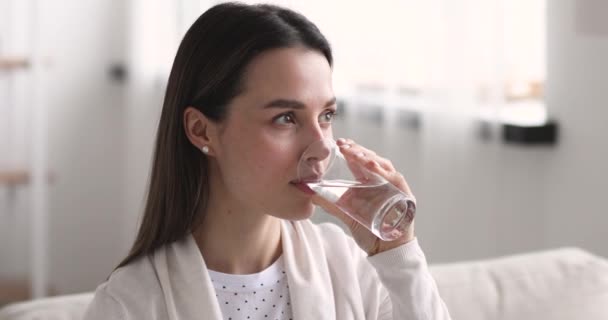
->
[1, 247, 607, 320]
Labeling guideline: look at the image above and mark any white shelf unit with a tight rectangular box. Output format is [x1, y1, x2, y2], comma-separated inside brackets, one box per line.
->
[0, 0, 50, 301]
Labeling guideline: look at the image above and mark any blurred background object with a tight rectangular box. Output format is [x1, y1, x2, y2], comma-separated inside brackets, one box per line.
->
[1, 0, 607, 306]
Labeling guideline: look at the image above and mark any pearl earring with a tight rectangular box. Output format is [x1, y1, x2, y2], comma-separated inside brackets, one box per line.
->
[201, 146, 209, 154]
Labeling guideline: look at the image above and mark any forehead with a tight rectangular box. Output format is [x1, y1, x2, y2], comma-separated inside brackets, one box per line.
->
[235, 47, 334, 108]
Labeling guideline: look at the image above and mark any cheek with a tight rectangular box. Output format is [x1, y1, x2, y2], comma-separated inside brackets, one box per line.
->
[225, 138, 297, 187]
[218, 117, 302, 186]
[248, 143, 295, 177]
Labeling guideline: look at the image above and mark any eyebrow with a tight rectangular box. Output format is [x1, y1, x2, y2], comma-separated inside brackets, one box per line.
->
[263, 97, 337, 110]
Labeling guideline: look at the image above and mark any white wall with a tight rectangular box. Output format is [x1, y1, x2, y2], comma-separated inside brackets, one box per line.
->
[0, 0, 34, 281]
[0, 0, 128, 295]
[45, 0, 128, 294]
[542, 0, 608, 257]
[36, 0, 127, 294]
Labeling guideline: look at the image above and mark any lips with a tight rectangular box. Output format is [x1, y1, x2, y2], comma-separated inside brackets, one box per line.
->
[291, 182, 316, 195]
[290, 176, 319, 195]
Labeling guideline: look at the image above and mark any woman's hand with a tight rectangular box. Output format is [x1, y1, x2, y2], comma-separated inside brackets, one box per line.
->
[311, 138, 416, 256]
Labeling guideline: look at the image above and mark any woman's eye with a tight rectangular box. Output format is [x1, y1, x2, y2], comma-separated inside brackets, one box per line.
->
[319, 110, 337, 123]
[273, 112, 296, 125]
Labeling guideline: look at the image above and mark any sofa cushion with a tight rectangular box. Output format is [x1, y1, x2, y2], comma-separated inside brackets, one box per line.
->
[430, 247, 608, 320]
[1, 248, 607, 320]
[0, 293, 94, 320]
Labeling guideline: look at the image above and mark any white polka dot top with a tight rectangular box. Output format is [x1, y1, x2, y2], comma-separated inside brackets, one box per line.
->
[208, 255, 293, 320]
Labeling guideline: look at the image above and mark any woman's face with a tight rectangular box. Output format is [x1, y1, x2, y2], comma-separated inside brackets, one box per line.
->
[211, 47, 336, 220]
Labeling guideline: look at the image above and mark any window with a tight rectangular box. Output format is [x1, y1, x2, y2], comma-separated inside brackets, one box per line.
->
[197, 0, 547, 126]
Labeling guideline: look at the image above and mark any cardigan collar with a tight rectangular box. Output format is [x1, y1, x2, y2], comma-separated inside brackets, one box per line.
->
[153, 220, 337, 319]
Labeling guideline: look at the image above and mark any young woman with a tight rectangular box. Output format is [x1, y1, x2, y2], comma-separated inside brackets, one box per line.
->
[85, 3, 451, 319]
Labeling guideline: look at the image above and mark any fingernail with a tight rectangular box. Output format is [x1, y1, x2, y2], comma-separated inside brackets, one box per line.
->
[356, 152, 365, 158]
[341, 144, 351, 149]
[336, 138, 346, 144]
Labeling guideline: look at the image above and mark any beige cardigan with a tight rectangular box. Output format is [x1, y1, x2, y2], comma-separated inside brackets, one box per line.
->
[84, 220, 451, 319]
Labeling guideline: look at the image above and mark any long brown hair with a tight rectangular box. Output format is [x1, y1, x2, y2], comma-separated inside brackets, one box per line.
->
[116, 2, 333, 269]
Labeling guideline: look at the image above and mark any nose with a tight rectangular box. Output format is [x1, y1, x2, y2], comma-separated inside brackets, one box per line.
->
[297, 120, 334, 180]
[305, 139, 332, 164]
[308, 120, 327, 141]
[303, 120, 332, 163]
[301, 138, 334, 181]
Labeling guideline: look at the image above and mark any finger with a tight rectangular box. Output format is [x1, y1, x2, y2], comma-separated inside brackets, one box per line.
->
[368, 161, 412, 195]
[338, 141, 413, 196]
[338, 143, 377, 161]
[356, 153, 397, 173]
[336, 141, 375, 182]
[339, 143, 390, 184]
[374, 157, 396, 173]
[344, 153, 370, 182]
[337, 138, 355, 146]
[363, 158, 410, 193]
[363, 157, 390, 177]
[336, 138, 349, 146]
[338, 142, 389, 177]
[350, 147, 398, 174]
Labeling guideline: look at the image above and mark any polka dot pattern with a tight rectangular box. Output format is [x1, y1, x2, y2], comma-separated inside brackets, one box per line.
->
[209, 256, 293, 320]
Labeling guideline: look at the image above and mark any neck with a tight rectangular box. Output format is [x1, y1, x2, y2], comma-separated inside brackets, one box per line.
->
[193, 189, 283, 275]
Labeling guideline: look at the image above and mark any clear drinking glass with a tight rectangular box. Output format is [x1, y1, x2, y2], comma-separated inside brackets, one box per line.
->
[297, 138, 416, 241]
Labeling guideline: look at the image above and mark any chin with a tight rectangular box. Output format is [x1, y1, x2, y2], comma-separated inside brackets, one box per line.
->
[280, 203, 316, 221]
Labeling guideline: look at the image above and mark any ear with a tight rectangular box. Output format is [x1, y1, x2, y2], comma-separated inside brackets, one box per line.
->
[184, 106, 218, 156]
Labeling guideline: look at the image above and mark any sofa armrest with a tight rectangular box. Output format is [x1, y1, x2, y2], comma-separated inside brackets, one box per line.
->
[430, 248, 608, 320]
